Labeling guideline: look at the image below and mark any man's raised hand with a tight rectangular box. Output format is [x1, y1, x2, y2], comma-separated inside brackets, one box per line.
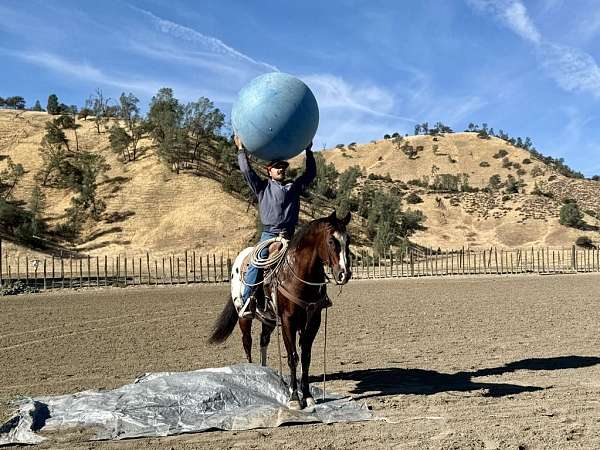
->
[234, 134, 244, 151]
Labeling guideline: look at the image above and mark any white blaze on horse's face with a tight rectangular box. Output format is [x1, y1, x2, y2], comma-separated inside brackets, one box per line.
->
[333, 231, 351, 284]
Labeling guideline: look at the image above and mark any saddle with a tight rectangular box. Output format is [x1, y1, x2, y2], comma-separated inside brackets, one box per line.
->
[237, 240, 286, 323]
[239, 239, 332, 322]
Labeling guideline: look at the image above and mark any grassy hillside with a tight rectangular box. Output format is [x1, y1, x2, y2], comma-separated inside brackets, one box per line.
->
[0, 110, 256, 258]
[2, 110, 599, 258]
[297, 133, 600, 249]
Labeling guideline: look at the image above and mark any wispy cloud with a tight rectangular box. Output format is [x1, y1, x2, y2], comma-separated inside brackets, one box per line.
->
[467, 0, 541, 44]
[540, 43, 600, 97]
[299, 73, 419, 149]
[1, 48, 230, 101]
[467, 0, 600, 98]
[131, 6, 278, 73]
[302, 73, 414, 121]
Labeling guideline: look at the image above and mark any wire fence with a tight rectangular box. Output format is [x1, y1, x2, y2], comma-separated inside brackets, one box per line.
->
[351, 246, 600, 279]
[1, 240, 598, 291]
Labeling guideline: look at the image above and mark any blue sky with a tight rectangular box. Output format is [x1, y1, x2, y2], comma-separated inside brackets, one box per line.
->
[1, 0, 599, 176]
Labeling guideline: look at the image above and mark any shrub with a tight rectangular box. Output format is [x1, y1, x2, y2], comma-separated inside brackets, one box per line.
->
[575, 236, 594, 248]
[522, 158, 532, 164]
[407, 178, 428, 188]
[448, 156, 456, 163]
[479, 161, 490, 167]
[493, 149, 508, 159]
[383, 134, 391, 139]
[560, 203, 584, 228]
[335, 144, 345, 149]
[502, 157, 512, 168]
[406, 192, 423, 204]
[502, 195, 511, 201]
[488, 174, 502, 190]
[530, 166, 543, 177]
[516, 168, 527, 176]
[1, 280, 39, 296]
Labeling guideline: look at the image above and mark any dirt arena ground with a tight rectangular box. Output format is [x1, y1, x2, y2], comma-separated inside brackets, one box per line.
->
[1, 274, 600, 449]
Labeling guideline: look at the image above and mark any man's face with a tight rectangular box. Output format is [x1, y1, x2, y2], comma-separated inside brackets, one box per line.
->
[268, 166, 286, 181]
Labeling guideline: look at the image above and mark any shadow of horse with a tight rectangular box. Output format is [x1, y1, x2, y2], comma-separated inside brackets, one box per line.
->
[315, 356, 600, 399]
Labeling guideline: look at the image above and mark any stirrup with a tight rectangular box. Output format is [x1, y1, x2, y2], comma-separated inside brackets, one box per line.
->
[238, 297, 255, 319]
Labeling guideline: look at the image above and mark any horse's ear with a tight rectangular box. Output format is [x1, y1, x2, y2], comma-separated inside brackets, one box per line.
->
[341, 211, 351, 225]
[327, 210, 337, 221]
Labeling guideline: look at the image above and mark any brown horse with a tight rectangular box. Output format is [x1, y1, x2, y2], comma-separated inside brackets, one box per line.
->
[208, 211, 352, 409]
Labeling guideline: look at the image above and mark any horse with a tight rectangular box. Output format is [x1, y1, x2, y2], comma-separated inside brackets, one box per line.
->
[208, 210, 352, 409]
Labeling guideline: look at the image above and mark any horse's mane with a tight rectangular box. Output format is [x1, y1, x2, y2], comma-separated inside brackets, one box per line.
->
[289, 218, 331, 251]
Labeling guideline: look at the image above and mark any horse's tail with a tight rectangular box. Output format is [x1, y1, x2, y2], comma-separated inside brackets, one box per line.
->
[208, 296, 238, 345]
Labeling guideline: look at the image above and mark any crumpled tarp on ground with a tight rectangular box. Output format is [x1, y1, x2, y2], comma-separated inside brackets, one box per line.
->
[0, 363, 371, 445]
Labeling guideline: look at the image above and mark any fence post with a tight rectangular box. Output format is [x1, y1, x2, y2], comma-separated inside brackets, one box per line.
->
[79, 258, 83, 287]
[43, 258, 47, 290]
[220, 254, 224, 282]
[192, 251, 196, 283]
[154, 260, 158, 285]
[410, 250, 415, 277]
[70, 254, 75, 288]
[0, 238, 2, 286]
[26, 255, 29, 286]
[200, 255, 204, 282]
[213, 254, 217, 282]
[185, 250, 189, 284]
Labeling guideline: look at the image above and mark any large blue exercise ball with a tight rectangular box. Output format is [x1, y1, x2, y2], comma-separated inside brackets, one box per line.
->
[232, 72, 319, 161]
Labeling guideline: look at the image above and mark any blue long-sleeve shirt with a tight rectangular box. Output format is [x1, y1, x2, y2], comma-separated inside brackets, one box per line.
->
[238, 150, 316, 236]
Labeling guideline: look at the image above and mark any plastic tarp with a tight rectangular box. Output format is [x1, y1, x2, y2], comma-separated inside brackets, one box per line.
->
[0, 363, 372, 445]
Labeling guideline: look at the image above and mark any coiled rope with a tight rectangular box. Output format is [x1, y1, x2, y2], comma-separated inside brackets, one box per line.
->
[240, 237, 289, 287]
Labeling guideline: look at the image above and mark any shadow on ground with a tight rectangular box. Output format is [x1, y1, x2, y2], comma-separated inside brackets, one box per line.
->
[316, 356, 600, 399]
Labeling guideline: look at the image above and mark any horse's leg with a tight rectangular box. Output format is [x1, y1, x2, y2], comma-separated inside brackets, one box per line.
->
[281, 313, 301, 409]
[260, 321, 275, 367]
[300, 310, 322, 409]
[239, 318, 253, 363]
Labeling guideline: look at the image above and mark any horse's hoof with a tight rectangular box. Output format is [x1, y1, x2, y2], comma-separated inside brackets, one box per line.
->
[287, 400, 302, 410]
[302, 396, 316, 412]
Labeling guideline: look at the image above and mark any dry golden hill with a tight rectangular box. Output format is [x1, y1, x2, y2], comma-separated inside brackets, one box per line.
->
[295, 133, 600, 250]
[2, 110, 599, 258]
[0, 110, 256, 259]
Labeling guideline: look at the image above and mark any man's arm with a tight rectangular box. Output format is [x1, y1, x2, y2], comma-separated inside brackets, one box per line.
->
[235, 136, 266, 196]
[292, 142, 316, 192]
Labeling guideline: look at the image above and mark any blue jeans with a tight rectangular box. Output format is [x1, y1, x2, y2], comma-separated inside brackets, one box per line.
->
[242, 231, 280, 303]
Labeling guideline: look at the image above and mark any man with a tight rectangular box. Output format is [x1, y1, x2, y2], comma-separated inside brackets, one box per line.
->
[235, 134, 316, 319]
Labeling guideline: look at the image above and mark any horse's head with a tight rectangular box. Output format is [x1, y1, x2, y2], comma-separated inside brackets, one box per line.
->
[320, 210, 352, 285]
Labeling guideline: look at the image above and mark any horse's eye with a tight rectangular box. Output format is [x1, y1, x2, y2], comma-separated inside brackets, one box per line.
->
[328, 238, 335, 246]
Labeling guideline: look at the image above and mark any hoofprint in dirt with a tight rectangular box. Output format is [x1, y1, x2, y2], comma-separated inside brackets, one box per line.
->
[1, 275, 600, 449]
